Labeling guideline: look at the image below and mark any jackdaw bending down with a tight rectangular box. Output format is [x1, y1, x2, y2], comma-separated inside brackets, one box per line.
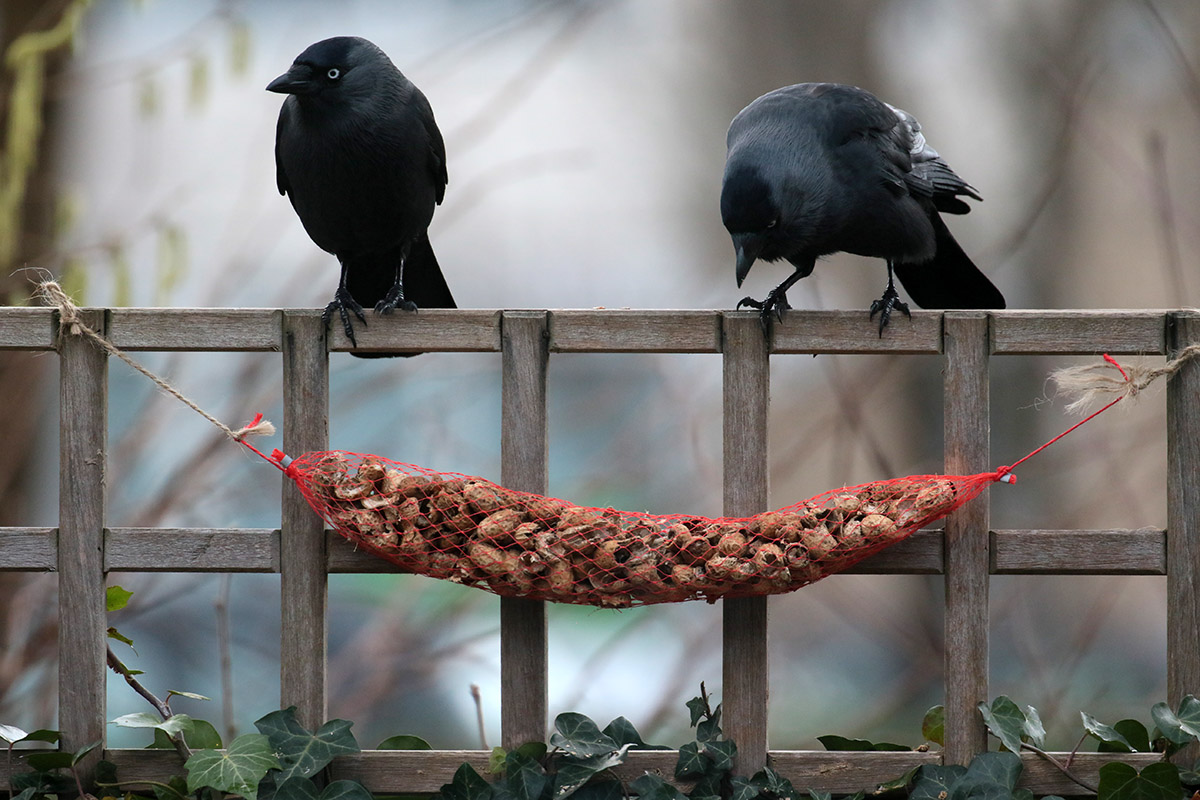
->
[720, 82, 1004, 334]
[268, 36, 453, 357]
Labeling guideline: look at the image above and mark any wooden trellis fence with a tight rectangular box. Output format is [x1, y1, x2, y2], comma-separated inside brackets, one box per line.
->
[0, 306, 1197, 796]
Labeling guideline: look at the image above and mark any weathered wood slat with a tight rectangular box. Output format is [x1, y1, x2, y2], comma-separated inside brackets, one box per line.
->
[280, 313, 330, 730]
[548, 310, 722, 352]
[770, 309, 943, 354]
[991, 529, 1165, 574]
[990, 310, 1167, 354]
[0, 528, 56, 570]
[941, 312, 991, 765]
[0, 307, 55, 349]
[500, 311, 550, 747]
[104, 529, 279, 571]
[107, 309, 282, 350]
[57, 308, 108, 781]
[1167, 311, 1200, 765]
[81, 749, 1160, 796]
[721, 314, 770, 772]
[327, 309, 502, 353]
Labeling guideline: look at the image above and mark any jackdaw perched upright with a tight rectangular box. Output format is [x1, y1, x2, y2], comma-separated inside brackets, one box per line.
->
[720, 82, 1004, 334]
[268, 36, 453, 356]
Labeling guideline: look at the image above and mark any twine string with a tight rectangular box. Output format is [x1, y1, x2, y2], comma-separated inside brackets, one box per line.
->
[35, 280, 286, 469]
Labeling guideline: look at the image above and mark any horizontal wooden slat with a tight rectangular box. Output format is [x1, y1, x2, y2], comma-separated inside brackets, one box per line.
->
[104, 529, 279, 572]
[73, 749, 1160, 797]
[0, 528, 56, 569]
[108, 309, 283, 351]
[0, 308, 56, 349]
[327, 533, 407, 573]
[991, 529, 1165, 574]
[326, 309, 502, 353]
[549, 310, 722, 352]
[990, 310, 1167, 354]
[771, 310, 943, 354]
[849, 530, 944, 573]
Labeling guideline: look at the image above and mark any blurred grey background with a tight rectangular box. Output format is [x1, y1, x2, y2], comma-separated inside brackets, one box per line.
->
[1, 0, 1196, 752]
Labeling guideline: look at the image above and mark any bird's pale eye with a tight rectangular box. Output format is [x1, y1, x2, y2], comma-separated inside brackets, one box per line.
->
[766, 218, 778, 229]
[327, 68, 341, 80]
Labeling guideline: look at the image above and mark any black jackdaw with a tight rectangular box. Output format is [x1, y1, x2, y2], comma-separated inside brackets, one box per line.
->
[720, 83, 1004, 333]
[268, 36, 453, 356]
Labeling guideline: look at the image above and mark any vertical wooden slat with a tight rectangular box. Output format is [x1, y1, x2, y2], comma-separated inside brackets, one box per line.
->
[281, 313, 330, 729]
[721, 314, 770, 772]
[942, 313, 991, 764]
[500, 311, 550, 747]
[58, 309, 108, 781]
[1167, 311, 1200, 764]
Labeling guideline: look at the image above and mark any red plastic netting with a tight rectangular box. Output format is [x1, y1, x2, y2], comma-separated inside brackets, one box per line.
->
[278, 450, 1007, 608]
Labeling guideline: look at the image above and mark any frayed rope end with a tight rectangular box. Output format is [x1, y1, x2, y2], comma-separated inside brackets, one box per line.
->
[1050, 347, 1200, 416]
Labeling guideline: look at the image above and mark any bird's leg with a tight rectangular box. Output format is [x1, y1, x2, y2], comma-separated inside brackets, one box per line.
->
[321, 258, 368, 347]
[376, 242, 419, 314]
[869, 261, 912, 336]
[737, 269, 804, 332]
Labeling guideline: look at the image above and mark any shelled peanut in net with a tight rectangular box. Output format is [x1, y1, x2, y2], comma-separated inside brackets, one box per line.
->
[303, 453, 957, 608]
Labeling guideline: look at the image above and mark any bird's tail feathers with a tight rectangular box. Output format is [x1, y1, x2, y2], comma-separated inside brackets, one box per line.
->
[893, 215, 1005, 310]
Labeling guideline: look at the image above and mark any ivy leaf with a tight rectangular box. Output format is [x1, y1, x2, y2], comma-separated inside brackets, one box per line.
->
[167, 690, 211, 702]
[1097, 762, 1182, 800]
[185, 732, 279, 800]
[978, 697, 1026, 754]
[150, 720, 222, 751]
[754, 765, 797, 797]
[514, 742, 548, 762]
[502, 750, 547, 800]
[701, 739, 736, 773]
[550, 713, 618, 758]
[1098, 721, 1151, 754]
[630, 774, 687, 800]
[601, 716, 668, 750]
[948, 751, 1022, 800]
[440, 763, 493, 800]
[320, 780, 373, 800]
[808, 791, 832, 800]
[106, 585, 133, 612]
[552, 746, 629, 800]
[686, 696, 709, 728]
[25, 751, 76, 771]
[272, 777, 319, 800]
[1082, 712, 1136, 752]
[876, 765, 921, 795]
[729, 776, 758, 800]
[18, 729, 61, 745]
[1021, 705, 1046, 748]
[254, 707, 360, 780]
[921, 706, 945, 747]
[674, 741, 710, 779]
[696, 705, 722, 743]
[377, 734, 432, 750]
[910, 765, 967, 800]
[152, 774, 191, 800]
[1151, 697, 1200, 746]
[570, 780, 624, 800]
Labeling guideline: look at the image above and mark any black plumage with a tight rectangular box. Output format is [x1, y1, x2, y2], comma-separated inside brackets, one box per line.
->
[720, 82, 1004, 333]
[268, 36, 453, 356]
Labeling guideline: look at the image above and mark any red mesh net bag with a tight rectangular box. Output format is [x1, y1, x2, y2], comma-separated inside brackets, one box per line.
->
[275, 450, 1009, 608]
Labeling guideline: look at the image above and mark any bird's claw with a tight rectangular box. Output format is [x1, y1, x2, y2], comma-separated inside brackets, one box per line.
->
[738, 289, 791, 333]
[376, 283, 419, 314]
[868, 287, 911, 337]
[322, 287, 367, 347]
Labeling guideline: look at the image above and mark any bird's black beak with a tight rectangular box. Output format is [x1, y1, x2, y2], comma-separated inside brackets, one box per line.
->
[267, 63, 315, 95]
[732, 233, 762, 288]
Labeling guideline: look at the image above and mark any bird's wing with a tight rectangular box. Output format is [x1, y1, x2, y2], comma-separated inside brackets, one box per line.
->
[274, 104, 291, 197]
[886, 102, 980, 214]
[412, 89, 448, 205]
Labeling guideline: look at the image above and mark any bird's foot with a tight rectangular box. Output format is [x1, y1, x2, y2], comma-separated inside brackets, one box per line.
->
[321, 287, 367, 347]
[868, 285, 911, 337]
[737, 288, 792, 333]
[375, 283, 419, 315]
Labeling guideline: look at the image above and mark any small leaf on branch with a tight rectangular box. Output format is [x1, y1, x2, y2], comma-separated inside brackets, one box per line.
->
[0, 724, 28, 744]
[112, 712, 195, 738]
[1082, 712, 1136, 752]
[106, 585, 133, 612]
[921, 706, 945, 746]
[549, 713, 618, 758]
[377, 734, 432, 750]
